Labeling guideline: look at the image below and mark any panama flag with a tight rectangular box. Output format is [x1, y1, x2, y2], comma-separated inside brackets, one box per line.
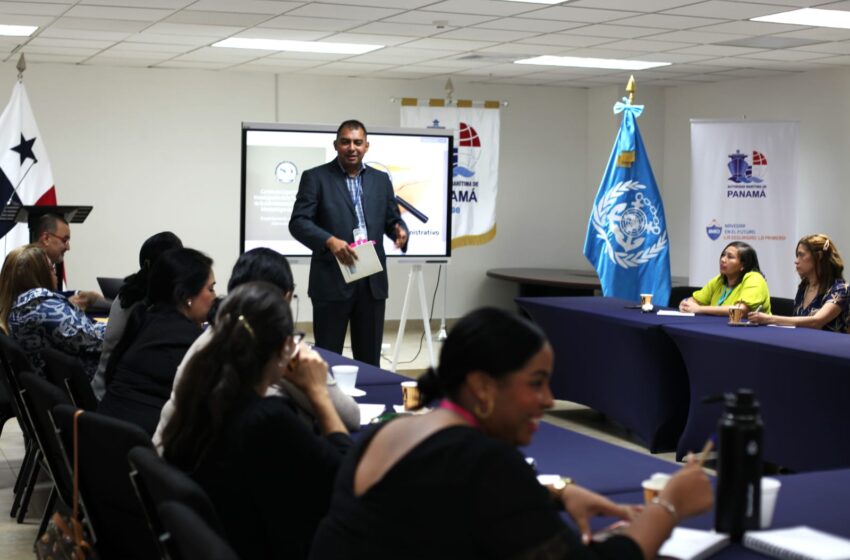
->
[583, 94, 671, 306]
[0, 81, 57, 259]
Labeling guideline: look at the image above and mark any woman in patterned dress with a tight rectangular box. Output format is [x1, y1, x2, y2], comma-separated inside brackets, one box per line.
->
[749, 234, 849, 332]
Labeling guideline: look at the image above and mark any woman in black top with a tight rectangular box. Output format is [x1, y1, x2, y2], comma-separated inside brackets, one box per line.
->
[97, 247, 214, 435]
[311, 308, 713, 560]
[162, 281, 351, 560]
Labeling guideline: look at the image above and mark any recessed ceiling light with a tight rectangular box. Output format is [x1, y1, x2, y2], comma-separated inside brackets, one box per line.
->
[0, 25, 37, 37]
[514, 55, 670, 71]
[500, 0, 568, 4]
[751, 8, 850, 29]
[213, 37, 382, 55]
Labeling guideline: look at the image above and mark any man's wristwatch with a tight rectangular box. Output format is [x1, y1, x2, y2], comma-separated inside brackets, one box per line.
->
[552, 477, 574, 491]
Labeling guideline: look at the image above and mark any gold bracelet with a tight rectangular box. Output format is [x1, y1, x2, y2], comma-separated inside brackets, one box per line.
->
[650, 497, 678, 522]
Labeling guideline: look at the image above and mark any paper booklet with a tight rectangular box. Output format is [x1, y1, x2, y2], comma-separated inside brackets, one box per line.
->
[337, 241, 383, 284]
[658, 527, 729, 560]
[743, 526, 850, 560]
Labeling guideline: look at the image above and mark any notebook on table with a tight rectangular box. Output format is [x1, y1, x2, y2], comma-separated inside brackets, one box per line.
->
[743, 526, 850, 560]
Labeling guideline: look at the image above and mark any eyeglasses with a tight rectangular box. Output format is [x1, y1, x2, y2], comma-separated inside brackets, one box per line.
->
[46, 232, 70, 245]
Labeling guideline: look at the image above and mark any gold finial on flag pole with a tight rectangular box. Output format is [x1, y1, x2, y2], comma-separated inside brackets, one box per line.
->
[16, 53, 26, 81]
[626, 75, 635, 105]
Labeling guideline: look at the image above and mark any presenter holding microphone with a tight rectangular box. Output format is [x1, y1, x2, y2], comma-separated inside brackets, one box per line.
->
[290, 120, 408, 366]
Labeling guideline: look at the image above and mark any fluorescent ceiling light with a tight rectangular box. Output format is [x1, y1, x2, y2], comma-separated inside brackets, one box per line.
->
[751, 8, 850, 29]
[0, 25, 37, 37]
[213, 37, 382, 55]
[515, 55, 670, 71]
[500, 0, 568, 4]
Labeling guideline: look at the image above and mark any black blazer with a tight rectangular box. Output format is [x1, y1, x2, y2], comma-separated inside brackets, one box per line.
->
[289, 159, 407, 301]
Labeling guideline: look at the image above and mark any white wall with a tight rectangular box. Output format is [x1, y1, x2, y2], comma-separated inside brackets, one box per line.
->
[1, 62, 593, 321]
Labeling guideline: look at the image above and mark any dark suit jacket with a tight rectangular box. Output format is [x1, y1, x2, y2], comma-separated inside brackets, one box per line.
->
[289, 159, 407, 302]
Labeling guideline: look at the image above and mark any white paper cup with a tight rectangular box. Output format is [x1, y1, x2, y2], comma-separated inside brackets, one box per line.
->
[641, 472, 671, 504]
[761, 477, 781, 528]
[331, 365, 358, 393]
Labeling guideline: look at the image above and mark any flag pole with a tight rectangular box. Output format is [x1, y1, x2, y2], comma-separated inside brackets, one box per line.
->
[16, 53, 25, 82]
[626, 74, 635, 105]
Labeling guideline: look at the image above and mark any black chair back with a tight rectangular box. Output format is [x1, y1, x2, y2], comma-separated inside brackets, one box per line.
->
[158, 501, 240, 560]
[0, 333, 36, 436]
[52, 404, 161, 560]
[41, 347, 98, 411]
[668, 285, 700, 308]
[18, 372, 74, 506]
[128, 446, 223, 558]
[770, 296, 794, 317]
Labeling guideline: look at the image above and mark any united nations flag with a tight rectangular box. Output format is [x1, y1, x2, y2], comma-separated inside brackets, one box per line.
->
[583, 89, 671, 306]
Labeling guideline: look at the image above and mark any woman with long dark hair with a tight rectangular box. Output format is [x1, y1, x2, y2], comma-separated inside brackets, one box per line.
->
[680, 241, 771, 315]
[162, 281, 350, 560]
[749, 233, 849, 331]
[97, 247, 214, 434]
[310, 308, 712, 560]
[91, 231, 182, 399]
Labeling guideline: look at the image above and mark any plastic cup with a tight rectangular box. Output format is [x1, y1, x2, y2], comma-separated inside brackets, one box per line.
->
[641, 472, 671, 504]
[331, 365, 358, 393]
[640, 293, 653, 306]
[761, 477, 781, 528]
[729, 305, 746, 323]
[401, 381, 421, 410]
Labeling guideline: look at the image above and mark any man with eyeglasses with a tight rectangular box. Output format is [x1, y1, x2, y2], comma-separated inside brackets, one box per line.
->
[34, 212, 102, 311]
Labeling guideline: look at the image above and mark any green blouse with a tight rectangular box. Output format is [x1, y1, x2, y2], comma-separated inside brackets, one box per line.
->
[692, 271, 771, 313]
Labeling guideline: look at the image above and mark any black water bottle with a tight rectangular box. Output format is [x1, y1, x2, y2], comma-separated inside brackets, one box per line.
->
[715, 388, 763, 542]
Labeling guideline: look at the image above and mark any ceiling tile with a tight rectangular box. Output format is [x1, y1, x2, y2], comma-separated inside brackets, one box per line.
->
[476, 43, 565, 55]
[49, 17, 150, 33]
[522, 6, 640, 23]
[420, 0, 539, 17]
[321, 32, 413, 46]
[625, 13, 726, 29]
[669, 44, 766, 56]
[566, 23, 669, 39]
[29, 36, 115, 49]
[22, 45, 101, 56]
[348, 21, 437, 37]
[434, 27, 534, 41]
[164, 10, 269, 27]
[810, 54, 850, 65]
[400, 37, 493, 51]
[99, 47, 178, 59]
[77, 0, 192, 8]
[287, 3, 402, 21]
[601, 38, 693, 51]
[186, 0, 301, 15]
[791, 40, 850, 54]
[383, 10, 493, 27]
[649, 30, 748, 43]
[65, 5, 174, 21]
[474, 17, 581, 33]
[517, 33, 612, 47]
[0, 14, 57, 26]
[570, 0, 699, 11]
[317, 0, 434, 7]
[773, 28, 850, 41]
[664, 1, 786, 19]
[692, 20, 795, 36]
[739, 49, 832, 61]
[143, 22, 245, 37]
[0, 2, 68, 16]
[260, 15, 359, 32]
[346, 46, 455, 62]
[38, 28, 133, 41]
[175, 47, 268, 62]
[232, 28, 326, 41]
[127, 32, 215, 46]
[155, 60, 229, 69]
[567, 47, 650, 59]
[108, 42, 190, 53]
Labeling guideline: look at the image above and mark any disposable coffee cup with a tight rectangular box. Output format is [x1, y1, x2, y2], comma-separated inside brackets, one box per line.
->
[641, 473, 671, 504]
[401, 381, 421, 410]
[760, 477, 781, 528]
[728, 305, 746, 323]
[331, 365, 358, 394]
[640, 293, 653, 306]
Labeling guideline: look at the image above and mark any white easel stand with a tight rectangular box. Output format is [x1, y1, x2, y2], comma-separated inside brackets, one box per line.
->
[390, 264, 435, 372]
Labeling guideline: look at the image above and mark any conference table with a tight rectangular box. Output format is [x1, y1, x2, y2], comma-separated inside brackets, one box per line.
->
[663, 322, 850, 471]
[517, 296, 724, 452]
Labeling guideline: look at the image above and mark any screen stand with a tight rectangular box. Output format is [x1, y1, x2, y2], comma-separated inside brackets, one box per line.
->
[390, 264, 435, 372]
[437, 265, 448, 341]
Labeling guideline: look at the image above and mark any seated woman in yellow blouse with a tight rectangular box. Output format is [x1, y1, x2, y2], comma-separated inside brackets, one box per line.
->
[680, 241, 771, 316]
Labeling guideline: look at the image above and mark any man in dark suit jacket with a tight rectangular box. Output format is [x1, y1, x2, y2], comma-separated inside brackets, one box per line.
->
[290, 120, 408, 366]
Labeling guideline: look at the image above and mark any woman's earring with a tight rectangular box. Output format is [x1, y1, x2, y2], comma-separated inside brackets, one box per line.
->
[187, 299, 193, 308]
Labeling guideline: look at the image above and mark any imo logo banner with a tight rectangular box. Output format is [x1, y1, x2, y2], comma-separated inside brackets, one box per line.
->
[728, 149, 767, 184]
[706, 219, 722, 240]
[452, 122, 481, 178]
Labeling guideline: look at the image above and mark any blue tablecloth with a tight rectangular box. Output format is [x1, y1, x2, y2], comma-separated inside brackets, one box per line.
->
[517, 296, 722, 452]
[600, 468, 850, 558]
[663, 322, 850, 471]
[317, 348, 410, 386]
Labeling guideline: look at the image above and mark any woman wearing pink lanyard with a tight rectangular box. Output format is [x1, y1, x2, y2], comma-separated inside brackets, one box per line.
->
[310, 308, 713, 560]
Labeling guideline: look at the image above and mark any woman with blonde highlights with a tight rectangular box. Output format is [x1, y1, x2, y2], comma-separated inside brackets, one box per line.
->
[749, 234, 849, 331]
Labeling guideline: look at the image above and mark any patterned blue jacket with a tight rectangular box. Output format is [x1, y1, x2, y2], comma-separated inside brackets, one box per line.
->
[9, 287, 106, 379]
